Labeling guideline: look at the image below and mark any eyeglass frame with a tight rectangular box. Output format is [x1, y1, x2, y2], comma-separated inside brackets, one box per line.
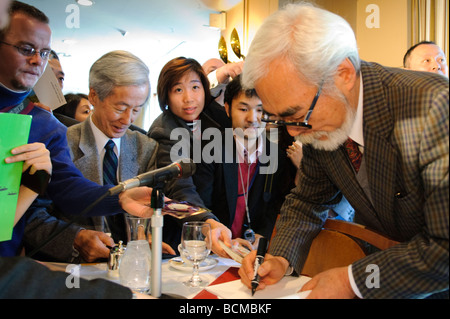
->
[0, 41, 52, 60]
[261, 81, 324, 129]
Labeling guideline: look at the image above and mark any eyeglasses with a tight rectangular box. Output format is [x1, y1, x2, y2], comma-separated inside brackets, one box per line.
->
[261, 81, 323, 129]
[0, 41, 52, 60]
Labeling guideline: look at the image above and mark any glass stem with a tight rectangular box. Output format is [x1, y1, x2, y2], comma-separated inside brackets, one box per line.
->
[192, 262, 200, 281]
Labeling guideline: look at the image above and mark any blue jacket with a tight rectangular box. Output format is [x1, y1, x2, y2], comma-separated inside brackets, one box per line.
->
[0, 85, 121, 256]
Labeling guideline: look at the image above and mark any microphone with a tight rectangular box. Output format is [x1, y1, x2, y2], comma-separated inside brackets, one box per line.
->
[108, 158, 196, 195]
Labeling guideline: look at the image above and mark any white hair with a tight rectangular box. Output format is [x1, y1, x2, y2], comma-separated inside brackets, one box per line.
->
[242, 2, 360, 94]
[89, 50, 150, 101]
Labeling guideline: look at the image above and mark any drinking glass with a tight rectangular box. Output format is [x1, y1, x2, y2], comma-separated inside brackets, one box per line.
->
[119, 215, 152, 293]
[180, 221, 211, 287]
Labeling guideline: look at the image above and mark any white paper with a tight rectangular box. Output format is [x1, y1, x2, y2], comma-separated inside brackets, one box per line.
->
[205, 275, 311, 299]
[32, 65, 66, 110]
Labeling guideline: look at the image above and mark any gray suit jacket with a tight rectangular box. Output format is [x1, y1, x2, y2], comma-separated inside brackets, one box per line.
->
[269, 61, 449, 298]
[65, 118, 158, 231]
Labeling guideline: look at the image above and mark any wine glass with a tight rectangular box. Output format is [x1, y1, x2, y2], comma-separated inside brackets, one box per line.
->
[180, 221, 211, 287]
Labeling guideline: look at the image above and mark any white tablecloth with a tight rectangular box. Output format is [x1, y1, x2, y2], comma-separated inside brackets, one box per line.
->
[47, 256, 241, 299]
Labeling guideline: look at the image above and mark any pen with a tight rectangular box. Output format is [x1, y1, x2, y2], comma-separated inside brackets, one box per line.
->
[251, 237, 267, 296]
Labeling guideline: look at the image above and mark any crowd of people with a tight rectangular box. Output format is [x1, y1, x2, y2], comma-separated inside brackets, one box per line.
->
[0, 0, 448, 299]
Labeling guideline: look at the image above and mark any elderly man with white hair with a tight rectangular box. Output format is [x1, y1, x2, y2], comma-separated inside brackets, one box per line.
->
[239, 3, 448, 299]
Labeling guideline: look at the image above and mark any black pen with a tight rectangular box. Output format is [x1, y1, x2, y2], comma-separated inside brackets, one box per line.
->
[251, 237, 267, 296]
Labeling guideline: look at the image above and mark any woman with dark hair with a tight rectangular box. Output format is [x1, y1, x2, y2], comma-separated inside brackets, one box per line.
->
[54, 93, 92, 122]
[148, 56, 226, 165]
[147, 57, 233, 257]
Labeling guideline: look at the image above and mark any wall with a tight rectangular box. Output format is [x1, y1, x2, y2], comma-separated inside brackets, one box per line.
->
[221, 0, 279, 62]
[277, 0, 409, 68]
[356, 0, 409, 67]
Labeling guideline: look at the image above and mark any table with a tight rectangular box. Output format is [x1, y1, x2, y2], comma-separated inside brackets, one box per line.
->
[43, 256, 241, 299]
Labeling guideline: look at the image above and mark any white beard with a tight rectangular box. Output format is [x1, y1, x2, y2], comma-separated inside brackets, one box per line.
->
[296, 96, 356, 151]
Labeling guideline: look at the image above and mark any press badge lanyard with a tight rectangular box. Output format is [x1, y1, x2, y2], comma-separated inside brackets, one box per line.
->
[238, 159, 260, 243]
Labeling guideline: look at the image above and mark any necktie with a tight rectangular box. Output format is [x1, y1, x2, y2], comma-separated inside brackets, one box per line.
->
[103, 140, 118, 185]
[344, 138, 362, 173]
[102, 140, 126, 242]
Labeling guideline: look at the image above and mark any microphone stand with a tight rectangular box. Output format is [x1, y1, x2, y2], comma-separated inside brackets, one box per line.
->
[150, 182, 165, 298]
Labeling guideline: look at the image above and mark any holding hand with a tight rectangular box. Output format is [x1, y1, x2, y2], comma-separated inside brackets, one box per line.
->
[74, 229, 114, 262]
[5, 142, 52, 176]
[238, 251, 290, 292]
[5, 143, 52, 225]
[118, 187, 154, 218]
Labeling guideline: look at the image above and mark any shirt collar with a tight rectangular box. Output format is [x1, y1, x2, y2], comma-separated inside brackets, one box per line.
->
[347, 74, 364, 148]
[233, 132, 264, 163]
[88, 115, 121, 157]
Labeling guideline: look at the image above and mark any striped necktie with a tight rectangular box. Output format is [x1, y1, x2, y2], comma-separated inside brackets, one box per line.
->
[102, 140, 127, 242]
[344, 138, 362, 173]
[103, 140, 118, 185]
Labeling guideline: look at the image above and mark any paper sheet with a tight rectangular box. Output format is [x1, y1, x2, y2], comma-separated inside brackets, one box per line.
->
[205, 275, 311, 299]
[0, 113, 32, 241]
[32, 64, 66, 110]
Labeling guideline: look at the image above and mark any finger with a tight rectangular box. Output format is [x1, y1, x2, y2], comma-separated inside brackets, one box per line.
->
[221, 230, 232, 247]
[6, 145, 49, 164]
[242, 250, 257, 279]
[98, 232, 115, 247]
[257, 260, 273, 278]
[212, 242, 229, 258]
[162, 242, 176, 255]
[300, 277, 316, 292]
[240, 240, 253, 251]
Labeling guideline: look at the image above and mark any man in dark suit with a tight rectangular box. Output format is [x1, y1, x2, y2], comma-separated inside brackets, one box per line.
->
[239, 3, 448, 299]
[193, 74, 295, 250]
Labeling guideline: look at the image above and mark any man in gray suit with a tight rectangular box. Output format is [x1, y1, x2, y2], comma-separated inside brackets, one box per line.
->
[239, 3, 448, 299]
[58, 50, 228, 261]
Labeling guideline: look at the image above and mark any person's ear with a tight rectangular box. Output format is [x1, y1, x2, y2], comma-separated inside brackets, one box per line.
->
[88, 88, 99, 107]
[334, 58, 358, 93]
[224, 102, 231, 118]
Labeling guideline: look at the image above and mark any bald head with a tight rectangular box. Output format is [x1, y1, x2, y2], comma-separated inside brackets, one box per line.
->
[404, 42, 448, 77]
[202, 58, 225, 75]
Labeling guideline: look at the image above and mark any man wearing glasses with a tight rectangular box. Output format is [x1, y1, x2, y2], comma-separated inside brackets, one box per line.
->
[239, 3, 448, 299]
[0, 2, 157, 259]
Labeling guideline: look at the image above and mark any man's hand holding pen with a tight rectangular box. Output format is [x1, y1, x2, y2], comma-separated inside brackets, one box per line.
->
[238, 248, 290, 293]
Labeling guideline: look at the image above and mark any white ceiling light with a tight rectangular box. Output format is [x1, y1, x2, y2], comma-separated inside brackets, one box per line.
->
[76, 0, 94, 6]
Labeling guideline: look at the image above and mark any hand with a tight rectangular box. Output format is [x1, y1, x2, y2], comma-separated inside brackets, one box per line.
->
[73, 229, 115, 262]
[286, 142, 303, 169]
[119, 187, 154, 218]
[205, 219, 232, 258]
[215, 61, 244, 84]
[5, 142, 52, 176]
[239, 252, 289, 292]
[147, 232, 176, 255]
[35, 102, 52, 113]
[231, 238, 253, 252]
[300, 267, 356, 299]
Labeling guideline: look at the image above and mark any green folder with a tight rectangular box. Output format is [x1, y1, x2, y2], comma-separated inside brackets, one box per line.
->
[0, 113, 32, 242]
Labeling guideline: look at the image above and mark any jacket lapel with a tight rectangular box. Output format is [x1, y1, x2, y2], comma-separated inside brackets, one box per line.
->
[222, 139, 238, 220]
[360, 62, 398, 236]
[118, 132, 139, 182]
[74, 120, 102, 184]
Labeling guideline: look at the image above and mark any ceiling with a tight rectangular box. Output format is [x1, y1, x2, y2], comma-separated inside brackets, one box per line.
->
[21, 0, 243, 94]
